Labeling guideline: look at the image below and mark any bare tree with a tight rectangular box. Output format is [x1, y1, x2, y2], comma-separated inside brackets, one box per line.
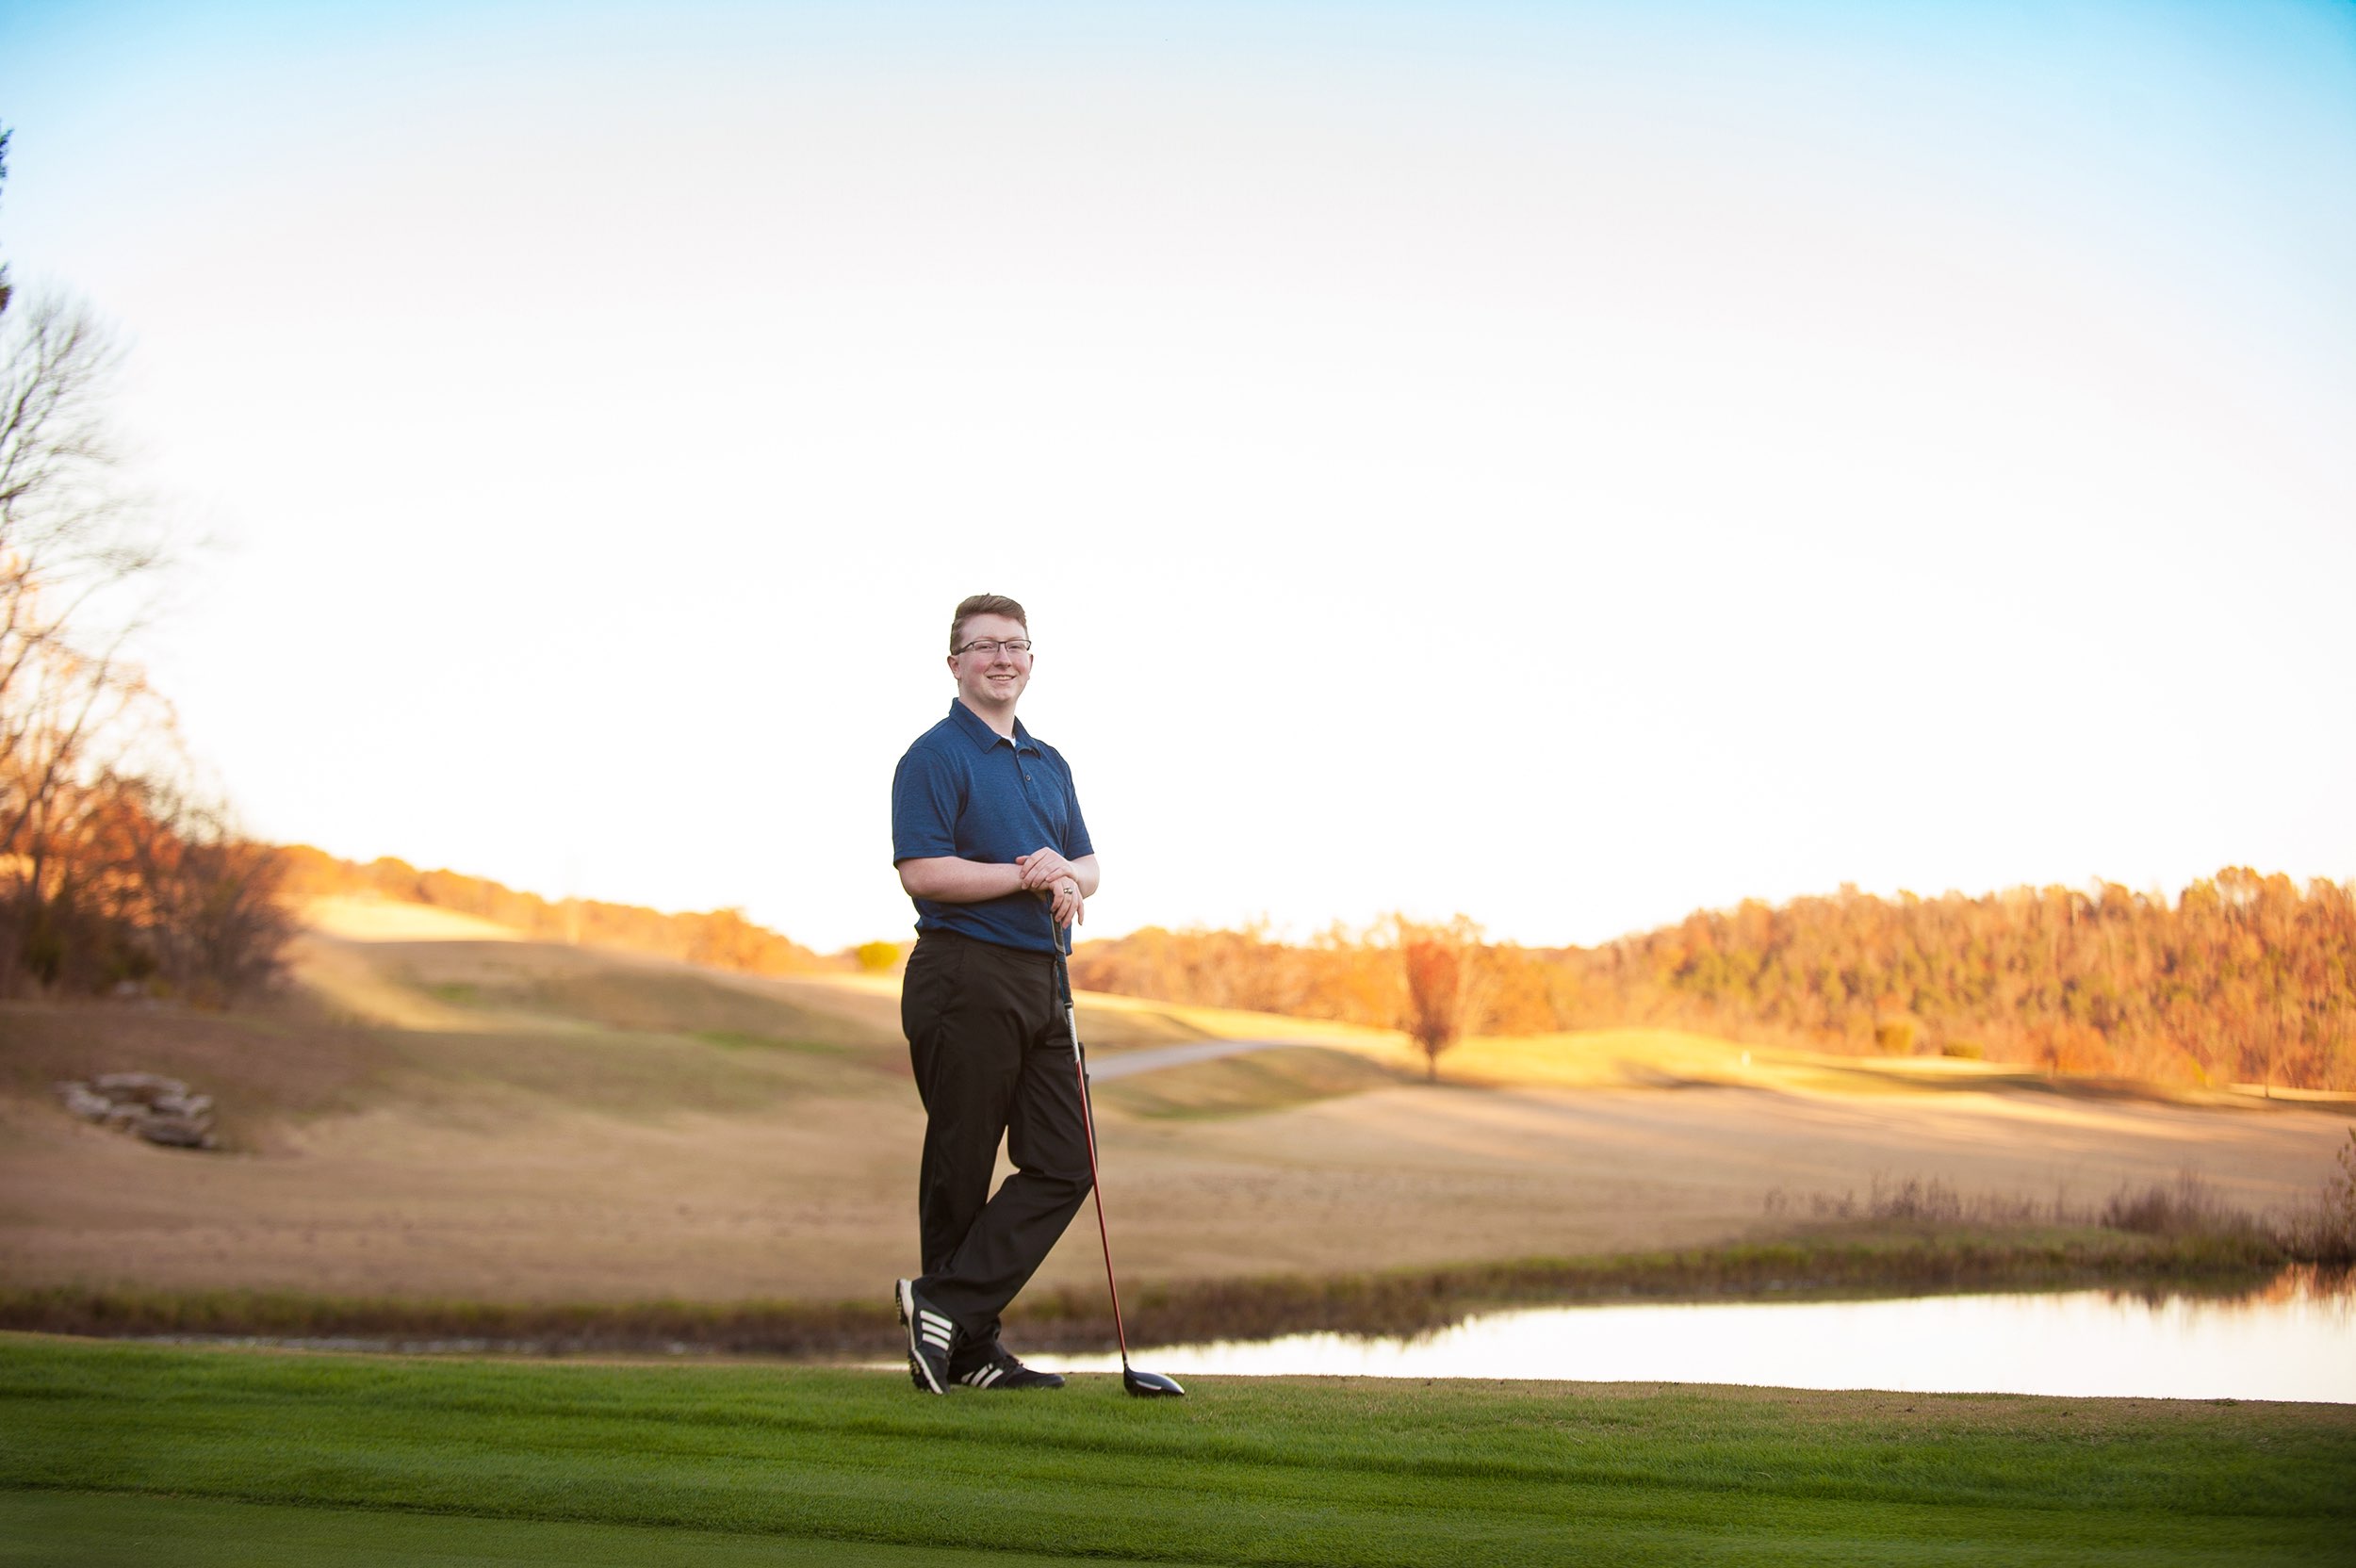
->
[0, 129, 270, 998]
[0, 127, 11, 318]
[2, 121, 166, 789]
[0, 289, 183, 992]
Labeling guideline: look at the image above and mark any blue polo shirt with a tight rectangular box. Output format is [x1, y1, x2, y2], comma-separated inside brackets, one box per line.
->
[892, 700, 1094, 954]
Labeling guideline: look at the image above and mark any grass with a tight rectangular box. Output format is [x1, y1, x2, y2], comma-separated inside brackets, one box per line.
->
[0, 1223, 2300, 1355]
[0, 1491, 1084, 1567]
[693, 1028, 849, 1054]
[1415, 1026, 2279, 1105]
[3, 1334, 2350, 1565]
[1097, 1045, 1412, 1119]
[1, 941, 1257, 1130]
[1771, 1167, 2356, 1269]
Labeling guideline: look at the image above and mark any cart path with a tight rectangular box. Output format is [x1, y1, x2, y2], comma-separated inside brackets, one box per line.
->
[1087, 1038, 1312, 1079]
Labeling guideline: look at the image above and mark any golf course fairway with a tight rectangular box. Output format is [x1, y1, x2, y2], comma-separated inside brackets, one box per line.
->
[4, 1334, 2350, 1565]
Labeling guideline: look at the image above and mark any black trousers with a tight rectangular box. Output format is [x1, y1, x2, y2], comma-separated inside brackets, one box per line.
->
[902, 929, 1093, 1358]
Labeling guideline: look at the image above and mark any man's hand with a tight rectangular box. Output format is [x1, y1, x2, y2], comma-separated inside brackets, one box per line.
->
[1016, 848, 1094, 931]
[1014, 849, 1075, 891]
[1019, 851, 1086, 929]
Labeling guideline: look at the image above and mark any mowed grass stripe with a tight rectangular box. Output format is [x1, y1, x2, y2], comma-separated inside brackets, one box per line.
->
[4, 1337, 2350, 1566]
[0, 1490, 1137, 1567]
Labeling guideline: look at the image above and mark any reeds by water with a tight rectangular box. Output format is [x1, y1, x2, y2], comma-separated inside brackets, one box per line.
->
[0, 1217, 2317, 1357]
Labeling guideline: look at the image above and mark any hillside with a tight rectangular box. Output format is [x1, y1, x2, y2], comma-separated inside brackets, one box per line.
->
[277, 845, 843, 977]
[2, 898, 2346, 1309]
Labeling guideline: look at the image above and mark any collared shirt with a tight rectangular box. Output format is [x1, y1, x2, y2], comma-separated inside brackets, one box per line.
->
[892, 699, 1094, 954]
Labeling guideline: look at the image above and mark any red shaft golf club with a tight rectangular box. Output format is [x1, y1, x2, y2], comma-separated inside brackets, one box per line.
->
[1053, 908, 1183, 1396]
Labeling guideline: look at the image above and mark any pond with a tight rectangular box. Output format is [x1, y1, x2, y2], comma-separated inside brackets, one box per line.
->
[1054, 1268, 2356, 1403]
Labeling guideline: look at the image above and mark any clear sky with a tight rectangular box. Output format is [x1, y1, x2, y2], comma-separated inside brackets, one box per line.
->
[3, 1, 2351, 952]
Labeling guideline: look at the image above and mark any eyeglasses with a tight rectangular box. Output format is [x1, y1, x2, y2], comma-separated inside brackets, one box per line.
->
[954, 639, 1033, 658]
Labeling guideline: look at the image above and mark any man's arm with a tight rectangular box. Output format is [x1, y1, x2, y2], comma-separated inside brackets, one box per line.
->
[895, 857, 1026, 904]
[900, 852, 1100, 925]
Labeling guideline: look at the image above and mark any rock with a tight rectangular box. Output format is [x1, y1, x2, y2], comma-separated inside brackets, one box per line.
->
[92, 1072, 188, 1105]
[54, 1082, 113, 1121]
[57, 1072, 219, 1151]
[135, 1114, 212, 1149]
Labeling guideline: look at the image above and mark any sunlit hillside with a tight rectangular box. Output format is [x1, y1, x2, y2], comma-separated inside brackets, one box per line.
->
[2, 892, 2346, 1312]
[278, 845, 841, 978]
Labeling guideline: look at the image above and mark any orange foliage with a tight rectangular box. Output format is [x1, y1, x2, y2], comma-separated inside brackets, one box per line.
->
[1071, 871, 2356, 1091]
[1069, 913, 1559, 1064]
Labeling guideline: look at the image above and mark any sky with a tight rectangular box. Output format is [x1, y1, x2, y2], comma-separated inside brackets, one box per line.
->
[2, 0, 2351, 953]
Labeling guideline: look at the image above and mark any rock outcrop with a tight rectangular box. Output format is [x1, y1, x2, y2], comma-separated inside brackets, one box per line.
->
[53, 1073, 220, 1151]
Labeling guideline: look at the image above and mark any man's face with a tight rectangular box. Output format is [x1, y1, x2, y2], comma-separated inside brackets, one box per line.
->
[948, 612, 1032, 710]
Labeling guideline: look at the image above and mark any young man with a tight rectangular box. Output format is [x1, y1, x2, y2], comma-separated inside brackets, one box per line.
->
[889, 594, 1100, 1394]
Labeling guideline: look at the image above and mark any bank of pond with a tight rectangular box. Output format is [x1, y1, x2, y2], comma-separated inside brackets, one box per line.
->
[1061, 1266, 2352, 1402]
[6, 1223, 2348, 1403]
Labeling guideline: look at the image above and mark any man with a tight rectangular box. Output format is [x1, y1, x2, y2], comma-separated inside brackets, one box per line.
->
[890, 593, 1100, 1394]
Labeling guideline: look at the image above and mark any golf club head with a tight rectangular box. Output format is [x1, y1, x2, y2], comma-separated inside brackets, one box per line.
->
[1122, 1366, 1186, 1398]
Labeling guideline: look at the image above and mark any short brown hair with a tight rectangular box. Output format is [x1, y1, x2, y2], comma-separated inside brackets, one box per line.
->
[950, 594, 1027, 652]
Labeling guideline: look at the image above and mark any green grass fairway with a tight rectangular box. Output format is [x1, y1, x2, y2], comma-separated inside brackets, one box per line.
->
[4, 1335, 2351, 1566]
[0, 1491, 1120, 1566]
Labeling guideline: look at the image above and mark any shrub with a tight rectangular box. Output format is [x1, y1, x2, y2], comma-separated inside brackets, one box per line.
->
[2101, 1170, 2255, 1239]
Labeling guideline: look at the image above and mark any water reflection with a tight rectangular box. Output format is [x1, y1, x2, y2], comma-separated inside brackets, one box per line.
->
[1056, 1268, 2355, 1402]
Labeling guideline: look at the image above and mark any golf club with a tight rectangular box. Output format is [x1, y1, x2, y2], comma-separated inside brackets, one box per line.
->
[1050, 899, 1185, 1398]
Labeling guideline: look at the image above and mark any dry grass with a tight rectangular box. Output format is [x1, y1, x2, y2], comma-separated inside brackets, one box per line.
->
[4, 926, 2350, 1308]
[1389, 1025, 2282, 1106]
[1768, 1164, 2356, 1266]
[2273, 1127, 2356, 1265]
[1096, 1046, 1414, 1119]
[298, 895, 524, 942]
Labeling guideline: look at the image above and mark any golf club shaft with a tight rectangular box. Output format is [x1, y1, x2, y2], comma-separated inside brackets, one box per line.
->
[1055, 927, 1136, 1370]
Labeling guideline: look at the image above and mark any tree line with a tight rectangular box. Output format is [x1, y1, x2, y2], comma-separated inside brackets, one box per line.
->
[281, 846, 832, 977]
[1068, 872, 2356, 1092]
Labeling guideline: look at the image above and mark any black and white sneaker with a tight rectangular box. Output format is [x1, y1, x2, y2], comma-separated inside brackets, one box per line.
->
[955, 1348, 1065, 1391]
[895, 1278, 956, 1395]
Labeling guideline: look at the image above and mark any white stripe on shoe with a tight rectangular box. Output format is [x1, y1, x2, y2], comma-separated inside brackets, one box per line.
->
[899, 1282, 950, 1394]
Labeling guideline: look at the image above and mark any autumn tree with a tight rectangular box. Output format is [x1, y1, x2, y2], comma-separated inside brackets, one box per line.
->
[0, 123, 288, 1002]
[1394, 915, 1496, 1083]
